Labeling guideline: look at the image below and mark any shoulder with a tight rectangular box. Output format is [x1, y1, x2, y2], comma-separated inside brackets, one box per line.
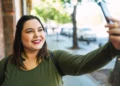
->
[50, 50, 73, 60]
[0, 54, 12, 66]
[52, 50, 70, 56]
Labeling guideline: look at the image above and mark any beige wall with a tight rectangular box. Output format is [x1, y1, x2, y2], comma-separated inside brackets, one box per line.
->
[0, 0, 5, 58]
[15, 0, 22, 23]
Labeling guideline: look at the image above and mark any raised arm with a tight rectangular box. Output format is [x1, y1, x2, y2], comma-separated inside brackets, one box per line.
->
[53, 42, 120, 76]
[53, 17, 120, 76]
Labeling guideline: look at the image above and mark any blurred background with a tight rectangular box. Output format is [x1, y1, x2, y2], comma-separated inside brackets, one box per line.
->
[0, 0, 120, 86]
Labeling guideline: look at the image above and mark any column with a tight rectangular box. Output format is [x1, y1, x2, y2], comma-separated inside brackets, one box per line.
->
[2, 0, 16, 56]
[0, 0, 5, 59]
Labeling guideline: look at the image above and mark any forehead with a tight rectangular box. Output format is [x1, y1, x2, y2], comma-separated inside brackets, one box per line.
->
[23, 19, 42, 29]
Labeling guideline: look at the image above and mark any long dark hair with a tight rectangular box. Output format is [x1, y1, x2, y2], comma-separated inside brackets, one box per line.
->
[11, 15, 49, 69]
[109, 56, 120, 86]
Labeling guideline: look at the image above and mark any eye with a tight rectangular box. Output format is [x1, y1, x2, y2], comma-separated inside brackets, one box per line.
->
[38, 28, 43, 32]
[26, 30, 33, 33]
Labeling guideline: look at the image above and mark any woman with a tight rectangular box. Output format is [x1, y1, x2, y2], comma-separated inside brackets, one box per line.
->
[0, 15, 120, 86]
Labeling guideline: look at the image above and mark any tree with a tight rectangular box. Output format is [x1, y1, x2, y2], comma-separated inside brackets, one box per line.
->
[61, 0, 82, 3]
[35, 0, 106, 49]
[34, 0, 71, 24]
[63, 0, 106, 49]
[61, 0, 82, 49]
[71, 3, 79, 49]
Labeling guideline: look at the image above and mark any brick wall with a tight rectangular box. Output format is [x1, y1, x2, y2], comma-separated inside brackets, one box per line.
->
[2, 0, 15, 56]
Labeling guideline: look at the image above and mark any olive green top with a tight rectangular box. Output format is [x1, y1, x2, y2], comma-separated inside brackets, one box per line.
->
[0, 42, 120, 86]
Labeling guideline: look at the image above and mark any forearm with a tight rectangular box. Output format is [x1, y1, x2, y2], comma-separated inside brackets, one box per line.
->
[76, 42, 119, 75]
[53, 42, 120, 76]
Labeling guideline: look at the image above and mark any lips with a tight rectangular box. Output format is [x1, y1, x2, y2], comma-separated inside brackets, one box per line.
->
[32, 39, 41, 44]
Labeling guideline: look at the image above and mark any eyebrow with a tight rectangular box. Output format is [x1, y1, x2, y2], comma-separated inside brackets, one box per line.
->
[38, 26, 43, 29]
[25, 26, 43, 31]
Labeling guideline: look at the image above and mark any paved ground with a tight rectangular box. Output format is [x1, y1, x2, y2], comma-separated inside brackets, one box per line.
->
[46, 34, 104, 86]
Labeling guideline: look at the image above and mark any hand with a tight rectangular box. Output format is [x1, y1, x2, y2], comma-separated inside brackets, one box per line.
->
[105, 17, 120, 50]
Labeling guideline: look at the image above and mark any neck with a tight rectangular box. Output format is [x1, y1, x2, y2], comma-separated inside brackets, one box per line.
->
[22, 49, 39, 60]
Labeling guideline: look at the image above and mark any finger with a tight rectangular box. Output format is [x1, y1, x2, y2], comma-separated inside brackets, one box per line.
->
[107, 29, 120, 35]
[109, 35, 120, 50]
[110, 35, 120, 44]
[105, 24, 115, 29]
[106, 17, 120, 22]
[105, 22, 120, 29]
[110, 35, 120, 41]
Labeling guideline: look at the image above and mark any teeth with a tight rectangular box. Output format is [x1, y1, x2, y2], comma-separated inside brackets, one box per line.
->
[33, 40, 40, 42]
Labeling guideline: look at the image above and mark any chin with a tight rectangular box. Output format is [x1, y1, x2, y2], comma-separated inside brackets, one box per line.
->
[32, 48, 41, 52]
[34, 46, 43, 50]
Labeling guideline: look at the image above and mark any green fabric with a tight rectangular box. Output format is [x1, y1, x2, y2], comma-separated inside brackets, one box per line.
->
[0, 42, 120, 86]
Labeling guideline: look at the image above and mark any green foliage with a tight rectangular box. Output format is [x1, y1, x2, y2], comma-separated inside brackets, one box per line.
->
[34, 0, 71, 24]
[61, 0, 82, 3]
[61, 0, 106, 3]
[61, 0, 70, 3]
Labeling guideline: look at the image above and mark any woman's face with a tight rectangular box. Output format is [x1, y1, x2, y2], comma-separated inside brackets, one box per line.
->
[21, 19, 46, 52]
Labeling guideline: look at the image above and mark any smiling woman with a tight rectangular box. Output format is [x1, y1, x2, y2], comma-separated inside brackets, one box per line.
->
[1, 15, 120, 86]
[21, 19, 46, 52]
[10, 15, 48, 71]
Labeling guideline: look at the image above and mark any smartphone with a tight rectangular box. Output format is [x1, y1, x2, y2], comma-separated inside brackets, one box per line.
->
[98, 2, 113, 24]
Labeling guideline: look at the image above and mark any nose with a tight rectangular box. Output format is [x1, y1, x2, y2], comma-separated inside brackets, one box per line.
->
[34, 31, 40, 37]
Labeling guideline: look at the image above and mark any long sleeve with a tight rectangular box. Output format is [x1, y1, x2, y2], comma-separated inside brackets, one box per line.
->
[0, 57, 7, 85]
[53, 42, 120, 76]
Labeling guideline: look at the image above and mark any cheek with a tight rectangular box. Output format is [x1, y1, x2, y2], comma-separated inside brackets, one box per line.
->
[21, 35, 31, 45]
[41, 32, 46, 39]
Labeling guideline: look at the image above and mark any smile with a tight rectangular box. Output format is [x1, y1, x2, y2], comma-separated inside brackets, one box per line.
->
[32, 40, 41, 44]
